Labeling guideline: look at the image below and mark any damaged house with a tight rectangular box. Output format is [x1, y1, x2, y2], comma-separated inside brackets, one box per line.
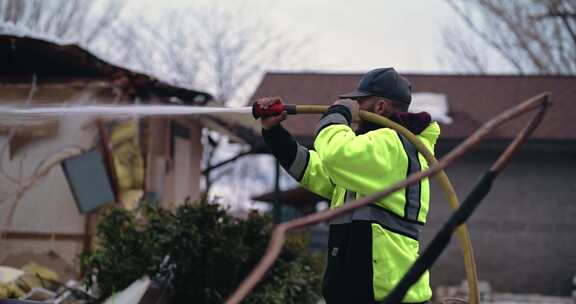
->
[0, 34, 258, 276]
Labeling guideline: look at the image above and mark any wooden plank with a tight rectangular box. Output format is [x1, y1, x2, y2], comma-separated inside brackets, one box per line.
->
[2, 231, 86, 242]
[95, 119, 120, 202]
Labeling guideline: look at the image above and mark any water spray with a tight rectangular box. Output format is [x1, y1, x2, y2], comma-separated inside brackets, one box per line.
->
[1, 100, 323, 121]
[0, 104, 253, 119]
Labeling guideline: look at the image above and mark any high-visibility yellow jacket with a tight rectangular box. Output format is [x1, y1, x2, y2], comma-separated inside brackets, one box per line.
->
[262, 106, 440, 303]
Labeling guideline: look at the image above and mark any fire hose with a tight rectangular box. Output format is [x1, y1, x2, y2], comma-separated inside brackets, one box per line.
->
[225, 92, 550, 304]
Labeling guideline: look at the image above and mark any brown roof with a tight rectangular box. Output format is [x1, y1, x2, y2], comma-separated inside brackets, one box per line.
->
[251, 72, 576, 140]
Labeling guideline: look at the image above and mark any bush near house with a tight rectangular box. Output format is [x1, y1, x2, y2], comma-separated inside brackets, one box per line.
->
[80, 198, 324, 303]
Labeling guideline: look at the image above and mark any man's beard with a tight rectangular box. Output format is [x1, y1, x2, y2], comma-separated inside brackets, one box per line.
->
[355, 102, 387, 135]
[355, 111, 432, 135]
[355, 120, 382, 135]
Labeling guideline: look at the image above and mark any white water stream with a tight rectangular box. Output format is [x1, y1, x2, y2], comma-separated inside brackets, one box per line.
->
[0, 104, 253, 120]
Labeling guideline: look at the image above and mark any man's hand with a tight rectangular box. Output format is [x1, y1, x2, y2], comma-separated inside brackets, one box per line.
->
[334, 99, 360, 123]
[255, 96, 287, 129]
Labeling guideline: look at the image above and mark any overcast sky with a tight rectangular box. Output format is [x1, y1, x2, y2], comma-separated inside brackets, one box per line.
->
[262, 0, 457, 73]
[136, 0, 466, 74]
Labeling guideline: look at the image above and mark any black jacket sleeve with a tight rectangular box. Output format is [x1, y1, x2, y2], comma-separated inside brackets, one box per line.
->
[261, 124, 298, 170]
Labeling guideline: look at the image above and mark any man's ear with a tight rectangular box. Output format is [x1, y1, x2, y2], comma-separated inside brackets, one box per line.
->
[374, 100, 388, 116]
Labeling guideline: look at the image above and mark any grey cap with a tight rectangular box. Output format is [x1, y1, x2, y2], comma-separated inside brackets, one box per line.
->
[339, 67, 412, 105]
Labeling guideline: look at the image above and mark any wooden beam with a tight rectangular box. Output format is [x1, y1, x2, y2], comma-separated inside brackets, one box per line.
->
[2, 231, 86, 242]
[95, 119, 120, 202]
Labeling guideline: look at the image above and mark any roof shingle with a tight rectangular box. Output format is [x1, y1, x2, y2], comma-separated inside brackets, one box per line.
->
[251, 72, 575, 140]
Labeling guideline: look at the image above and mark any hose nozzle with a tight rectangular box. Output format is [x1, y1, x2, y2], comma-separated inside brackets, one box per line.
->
[252, 101, 296, 119]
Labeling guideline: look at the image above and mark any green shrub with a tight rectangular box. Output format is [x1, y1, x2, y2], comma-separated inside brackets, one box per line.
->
[81, 199, 323, 303]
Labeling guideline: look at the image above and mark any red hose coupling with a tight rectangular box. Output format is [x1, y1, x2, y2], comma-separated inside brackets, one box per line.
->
[252, 102, 296, 119]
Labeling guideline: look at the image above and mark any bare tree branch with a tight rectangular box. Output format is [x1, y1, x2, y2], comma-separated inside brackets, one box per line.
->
[443, 0, 576, 75]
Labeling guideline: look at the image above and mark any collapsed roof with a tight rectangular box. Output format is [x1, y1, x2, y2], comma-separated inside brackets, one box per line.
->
[0, 34, 212, 104]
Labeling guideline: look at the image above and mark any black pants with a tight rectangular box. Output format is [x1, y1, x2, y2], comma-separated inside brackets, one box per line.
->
[322, 222, 429, 304]
[322, 222, 374, 304]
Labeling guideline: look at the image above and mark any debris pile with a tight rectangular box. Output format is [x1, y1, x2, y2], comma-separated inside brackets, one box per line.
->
[0, 263, 93, 303]
[435, 280, 574, 304]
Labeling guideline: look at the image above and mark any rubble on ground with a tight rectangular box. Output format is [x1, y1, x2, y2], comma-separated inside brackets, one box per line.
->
[435, 280, 574, 304]
[0, 263, 93, 303]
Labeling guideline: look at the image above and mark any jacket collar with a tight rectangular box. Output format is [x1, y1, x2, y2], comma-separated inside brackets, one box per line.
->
[356, 111, 432, 135]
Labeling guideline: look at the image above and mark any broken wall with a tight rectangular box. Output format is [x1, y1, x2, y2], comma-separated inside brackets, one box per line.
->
[0, 82, 119, 275]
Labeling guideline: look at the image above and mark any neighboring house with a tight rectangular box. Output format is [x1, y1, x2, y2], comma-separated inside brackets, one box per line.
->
[250, 72, 576, 296]
[0, 35, 255, 275]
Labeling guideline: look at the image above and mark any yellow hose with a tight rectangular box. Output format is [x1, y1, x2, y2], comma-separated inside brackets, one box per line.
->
[295, 105, 479, 304]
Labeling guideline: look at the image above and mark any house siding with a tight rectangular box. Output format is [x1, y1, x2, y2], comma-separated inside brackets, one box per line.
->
[424, 150, 576, 295]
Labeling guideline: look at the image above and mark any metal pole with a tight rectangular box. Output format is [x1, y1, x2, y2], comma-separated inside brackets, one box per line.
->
[273, 159, 282, 224]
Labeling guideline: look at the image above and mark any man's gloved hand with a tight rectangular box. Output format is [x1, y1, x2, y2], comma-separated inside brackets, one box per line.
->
[334, 99, 360, 123]
[255, 96, 288, 129]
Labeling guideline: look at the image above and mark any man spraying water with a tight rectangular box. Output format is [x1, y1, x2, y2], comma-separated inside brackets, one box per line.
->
[256, 68, 439, 304]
